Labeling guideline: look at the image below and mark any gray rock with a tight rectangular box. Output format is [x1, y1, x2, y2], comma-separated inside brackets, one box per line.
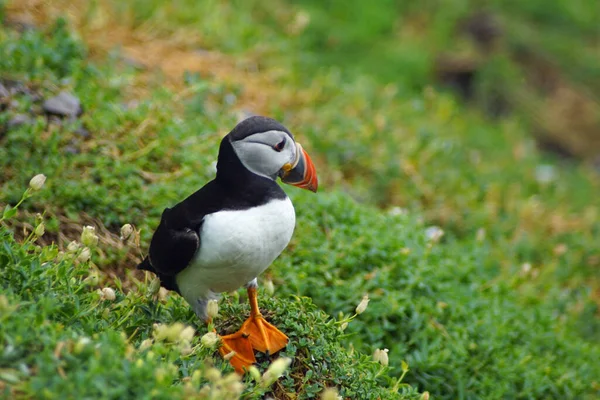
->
[63, 145, 80, 155]
[0, 83, 9, 99]
[43, 91, 83, 118]
[8, 114, 33, 128]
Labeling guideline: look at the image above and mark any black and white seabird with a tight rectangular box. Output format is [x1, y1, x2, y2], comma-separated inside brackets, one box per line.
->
[138, 116, 318, 372]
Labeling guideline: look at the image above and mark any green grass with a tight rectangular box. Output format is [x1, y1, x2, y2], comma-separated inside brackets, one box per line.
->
[1, 2, 600, 399]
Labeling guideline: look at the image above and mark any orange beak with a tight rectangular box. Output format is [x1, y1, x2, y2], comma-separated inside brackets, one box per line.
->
[280, 143, 318, 192]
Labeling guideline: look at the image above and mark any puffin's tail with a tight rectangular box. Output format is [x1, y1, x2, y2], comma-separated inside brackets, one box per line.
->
[137, 256, 154, 272]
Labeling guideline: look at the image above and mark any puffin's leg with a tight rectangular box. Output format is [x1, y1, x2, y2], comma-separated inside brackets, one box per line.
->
[235, 279, 288, 354]
[194, 298, 256, 374]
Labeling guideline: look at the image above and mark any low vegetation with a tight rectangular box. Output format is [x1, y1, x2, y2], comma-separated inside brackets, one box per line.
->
[1, 1, 599, 399]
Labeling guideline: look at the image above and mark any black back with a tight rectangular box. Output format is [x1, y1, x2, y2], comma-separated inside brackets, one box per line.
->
[137, 120, 287, 293]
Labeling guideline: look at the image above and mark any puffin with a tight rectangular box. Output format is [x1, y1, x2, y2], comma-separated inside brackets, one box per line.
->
[137, 116, 318, 372]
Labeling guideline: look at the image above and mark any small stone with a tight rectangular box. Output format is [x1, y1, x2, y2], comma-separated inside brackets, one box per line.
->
[43, 91, 83, 118]
[74, 127, 91, 139]
[0, 83, 9, 98]
[8, 114, 33, 129]
[64, 145, 80, 155]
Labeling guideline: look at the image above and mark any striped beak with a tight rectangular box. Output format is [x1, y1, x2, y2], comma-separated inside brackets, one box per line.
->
[280, 143, 318, 193]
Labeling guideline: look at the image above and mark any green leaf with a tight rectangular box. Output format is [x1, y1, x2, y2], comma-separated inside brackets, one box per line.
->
[401, 360, 409, 373]
[3, 205, 17, 220]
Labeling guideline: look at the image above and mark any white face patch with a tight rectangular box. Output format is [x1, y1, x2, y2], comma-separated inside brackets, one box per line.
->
[231, 130, 297, 179]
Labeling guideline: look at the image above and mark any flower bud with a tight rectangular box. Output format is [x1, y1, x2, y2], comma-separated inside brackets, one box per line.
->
[262, 357, 292, 386]
[147, 278, 161, 296]
[29, 174, 46, 190]
[191, 370, 202, 385]
[355, 294, 369, 315]
[81, 226, 99, 248]
[77, 247, 91, 263]
[207, 299, 219, 319]
[421, 392, 430, 400]
[248, 365, 261, 382]
[139, 339, 153, 351]
[83, 271, 99, 286]
[223, 350, 236, 361]
[67, 240, 80, 253]
[34, 222, 45, 237]
[120, 223, 134, 241]
[200, 332, 219, 348]
[340, 322, 348, 332]
[101, 287, 116, 301]
[373, 348, 389, 366]
[264, 279, 275, 296]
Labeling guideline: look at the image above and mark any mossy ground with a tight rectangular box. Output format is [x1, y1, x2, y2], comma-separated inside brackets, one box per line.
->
[1, 1, 599, 399]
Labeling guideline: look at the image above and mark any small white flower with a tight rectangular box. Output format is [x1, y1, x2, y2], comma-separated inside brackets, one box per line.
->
[81, 226, 99, 248]
[101, 287, 116, 301]
[120, 224, 134, 241]
[77, 247, 91, 263]
[200, 331, 219, 348]
[388, 207, 407, 216]
[207, 299, 219, 319]
[29, 174, 46, 190]
[425, 226, 444, 242]
[355, 294, 369, 315]
[262, 357, 292, 386]
[179, 326, 195, 343]
[321, 387, 342, 400]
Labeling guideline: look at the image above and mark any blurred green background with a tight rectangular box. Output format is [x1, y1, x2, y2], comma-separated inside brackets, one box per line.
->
[1, 0, 599, 399]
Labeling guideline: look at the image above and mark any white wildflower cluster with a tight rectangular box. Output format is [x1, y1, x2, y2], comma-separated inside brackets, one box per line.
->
[193, 367, 244, 399]
[152, 322, 196, 356]
[321, 387, 342, 400]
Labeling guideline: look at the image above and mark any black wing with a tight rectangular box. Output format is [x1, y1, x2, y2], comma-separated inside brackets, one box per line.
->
[146, 207, 202, 276]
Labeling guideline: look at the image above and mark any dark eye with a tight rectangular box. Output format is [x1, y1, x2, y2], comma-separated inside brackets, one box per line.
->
[273, 138, 286, 152]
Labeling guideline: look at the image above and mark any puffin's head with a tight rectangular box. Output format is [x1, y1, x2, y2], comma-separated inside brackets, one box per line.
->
[226, 116, 318, 192]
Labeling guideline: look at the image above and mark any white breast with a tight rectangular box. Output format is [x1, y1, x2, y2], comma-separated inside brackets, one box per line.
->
[176, 197, 295, 303]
